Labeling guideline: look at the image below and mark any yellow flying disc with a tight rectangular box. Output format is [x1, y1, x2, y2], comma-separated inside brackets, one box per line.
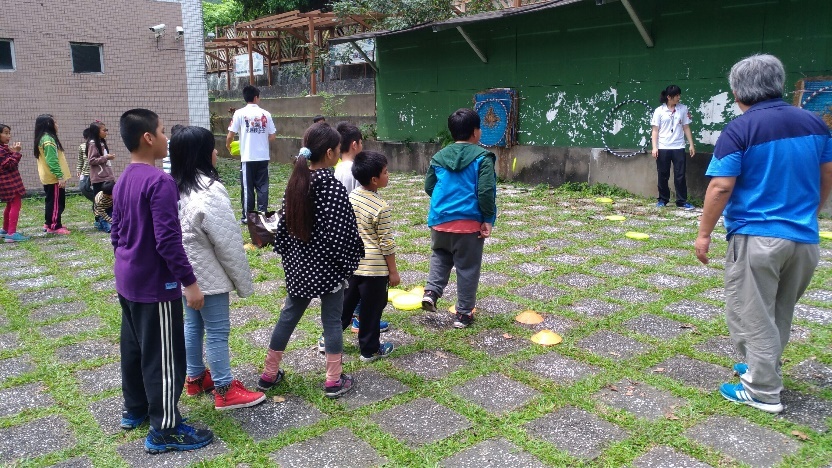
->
[392, 293, 422, 311]
[449, 305, 477, 315]
[409, 285, 425, 297]
[512, 157, 517, 172]
[605, 215, 626, 221]
[387, 288, 407, 301]
[531, 330, 562, 346]
[625, 231, 650, 240]
[229, 140, 240, 156]
[820, 231, 832, 240]
[595, 197, 614, 204]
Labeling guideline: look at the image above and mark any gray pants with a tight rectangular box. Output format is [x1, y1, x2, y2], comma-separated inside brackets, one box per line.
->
[425, 229, 484, 314]
[269, 289, 344, 354]
[724, 235, 818, 403]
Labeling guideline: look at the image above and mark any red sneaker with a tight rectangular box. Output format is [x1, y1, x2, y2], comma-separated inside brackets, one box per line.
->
[185, 369, 214, 396]
[214, 380, 266, 411]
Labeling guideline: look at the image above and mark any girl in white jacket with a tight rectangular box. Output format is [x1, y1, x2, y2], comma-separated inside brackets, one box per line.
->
[169, 126, 265, 411]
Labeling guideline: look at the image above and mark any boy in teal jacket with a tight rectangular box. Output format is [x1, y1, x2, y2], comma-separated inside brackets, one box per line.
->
[422, 108, 497, 328]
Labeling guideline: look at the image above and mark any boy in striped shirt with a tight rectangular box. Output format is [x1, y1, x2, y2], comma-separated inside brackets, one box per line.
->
[341, 151, 400, 361]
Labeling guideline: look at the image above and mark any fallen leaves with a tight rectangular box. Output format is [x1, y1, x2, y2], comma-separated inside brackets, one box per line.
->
[791, 430, 810, 441]
[272, 396, 286, 403]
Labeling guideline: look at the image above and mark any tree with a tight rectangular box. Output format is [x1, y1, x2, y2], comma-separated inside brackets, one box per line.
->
[203, 0, 245, 33]
[331, 0, 496, 31]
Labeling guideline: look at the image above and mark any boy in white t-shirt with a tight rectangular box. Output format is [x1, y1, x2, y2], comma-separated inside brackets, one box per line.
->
[650, 84, 696, 210]
[226, 85, 277, 223]
[334, 122, 363, 193]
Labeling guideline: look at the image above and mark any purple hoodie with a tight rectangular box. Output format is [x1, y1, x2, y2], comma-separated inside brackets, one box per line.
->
[111, 163, 196, 302]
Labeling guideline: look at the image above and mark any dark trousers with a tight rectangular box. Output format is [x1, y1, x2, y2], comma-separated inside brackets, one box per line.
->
[240, 161, 269, 219]
[341, 275, 389, 357]
[43, 184, 65, 230]
[119, 295, 185, 432]
[426, 230, 484, 314]
[656, 148, 688, 206]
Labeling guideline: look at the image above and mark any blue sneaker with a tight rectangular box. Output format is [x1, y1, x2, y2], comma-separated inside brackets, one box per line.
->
[733, 362, 748, 376]
[318, 335, 325, 353]
[719, 382, 783, 413]
[360, 342, 395, 362]
[120, 410, 148, 430]
[350, 317, 390, 333]
[679, 203, 695, 210]
[656, 201, 667, 207]
[4, 232, 29, 243]
[0, 228, 6, 235]
[145, 423, 214, 454]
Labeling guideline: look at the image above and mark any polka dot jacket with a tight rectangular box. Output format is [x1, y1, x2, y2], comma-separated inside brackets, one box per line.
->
[274, 168, 365, 298]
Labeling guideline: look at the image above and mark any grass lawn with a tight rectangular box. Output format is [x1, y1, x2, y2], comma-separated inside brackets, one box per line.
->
[0, 158, 829, 467]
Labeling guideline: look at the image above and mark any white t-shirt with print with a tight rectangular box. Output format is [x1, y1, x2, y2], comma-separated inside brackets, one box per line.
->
[651, 103, 692, 149]
[228, 103, 276, 162]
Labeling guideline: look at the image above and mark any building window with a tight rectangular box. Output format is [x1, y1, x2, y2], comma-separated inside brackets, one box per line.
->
[0, 39, 14, 71]
[70, 43, 103, 73]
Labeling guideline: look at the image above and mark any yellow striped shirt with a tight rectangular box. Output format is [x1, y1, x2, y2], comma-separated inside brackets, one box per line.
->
[350, 187, 396, 276]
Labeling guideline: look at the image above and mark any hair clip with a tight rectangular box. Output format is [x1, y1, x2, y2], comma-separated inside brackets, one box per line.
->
[298, 147, 312, 159]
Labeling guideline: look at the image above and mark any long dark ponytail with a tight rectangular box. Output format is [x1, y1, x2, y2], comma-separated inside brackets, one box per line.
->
[283, 123, 341, 242]
[660, 84, 682, 104]
[33, 114, 63, 158]
[84, 121, 109, 160]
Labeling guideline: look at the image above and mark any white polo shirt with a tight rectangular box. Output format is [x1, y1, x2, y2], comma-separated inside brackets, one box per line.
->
[228, 103, 276, 162]
[651, 103, 692, 149]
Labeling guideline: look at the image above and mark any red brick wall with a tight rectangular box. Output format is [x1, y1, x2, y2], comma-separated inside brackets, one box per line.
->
[0, 0, 189, 191]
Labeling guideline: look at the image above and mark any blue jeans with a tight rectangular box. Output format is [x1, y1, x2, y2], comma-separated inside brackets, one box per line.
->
[184, 293, 232, 387]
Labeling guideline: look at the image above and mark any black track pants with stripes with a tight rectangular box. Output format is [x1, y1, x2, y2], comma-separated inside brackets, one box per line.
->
[119, 295, 186, 431]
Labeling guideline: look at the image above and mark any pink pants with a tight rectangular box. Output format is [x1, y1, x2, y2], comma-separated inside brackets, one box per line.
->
[3, 196, 21, 234]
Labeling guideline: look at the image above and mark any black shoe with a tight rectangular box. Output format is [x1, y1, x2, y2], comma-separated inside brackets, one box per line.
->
[257, 369, 285, 392]
[421, 290, 439, 312]
[453, 312, 474, 329]
[324, 373, 356, 399]
[144, 423, 213, 454]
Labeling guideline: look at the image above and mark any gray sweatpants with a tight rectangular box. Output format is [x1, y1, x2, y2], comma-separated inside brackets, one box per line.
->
[425, 229, 484, 314]
[724, 234, 818, 403]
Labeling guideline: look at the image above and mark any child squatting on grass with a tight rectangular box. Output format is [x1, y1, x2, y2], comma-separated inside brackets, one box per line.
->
[258, 123, 364, 399]
[341, 150, 400, 362]
[112, 109, 213, 454]
[0, 124, 29, 242]
[169, 125, 266, 411]
[421, 108, 498, 329]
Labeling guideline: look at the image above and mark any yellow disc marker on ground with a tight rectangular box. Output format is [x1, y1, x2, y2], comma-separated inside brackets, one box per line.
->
[625, 231, 650, 240]
[820, 231, 832, 240]
[515, 310, 544, 325]
[392, 293, 422, 310]
[243, 243, 257, 250]
[605, 215, 626, 221]
[409, 285, 425, 297]
[530, 330, 563, 346]
[387, 288, 407, 302]
[595, 197, 614, 204]
[449, 305, 477, 315]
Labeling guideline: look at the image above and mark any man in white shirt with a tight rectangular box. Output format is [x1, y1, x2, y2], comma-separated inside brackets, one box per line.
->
[226, 85, 277, 223]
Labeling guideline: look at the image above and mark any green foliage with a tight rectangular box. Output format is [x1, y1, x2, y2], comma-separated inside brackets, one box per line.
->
[359, 123, 377, 141]
[202, 0, 245, 32]
[332, 0, 457, 31]
[318, 91, 347, 117]
[429, 129, 454, 147]
[235, 0, 309, 19]
[554, 181, 636, 198]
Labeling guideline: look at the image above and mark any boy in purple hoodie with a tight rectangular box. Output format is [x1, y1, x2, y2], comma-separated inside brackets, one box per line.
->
[112, 109, 213, 454]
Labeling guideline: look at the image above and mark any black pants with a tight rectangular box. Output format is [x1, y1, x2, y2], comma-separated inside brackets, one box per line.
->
[656, 148, 688, 206]
[341, 275, 389, 357]
[43, 184, 65, 230]
[240, 161, 269, 219]
[119, 295, 185, 432]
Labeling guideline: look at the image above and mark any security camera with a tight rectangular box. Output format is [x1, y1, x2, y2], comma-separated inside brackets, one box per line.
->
[176, 26, 184, 36]
[206, 32, 216, 40]
[149, 24, 166, 37]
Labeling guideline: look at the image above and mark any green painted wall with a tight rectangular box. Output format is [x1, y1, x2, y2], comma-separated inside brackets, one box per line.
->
[375, 0, 832, 149]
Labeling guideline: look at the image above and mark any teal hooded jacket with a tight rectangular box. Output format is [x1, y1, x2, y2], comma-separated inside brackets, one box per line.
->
[425, 142, 497, 227]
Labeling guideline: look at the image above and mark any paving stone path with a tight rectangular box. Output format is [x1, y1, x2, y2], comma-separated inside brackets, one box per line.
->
[0, 171, 830, 467]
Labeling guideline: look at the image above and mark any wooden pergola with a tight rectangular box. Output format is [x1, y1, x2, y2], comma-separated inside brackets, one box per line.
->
[204, 10, 378, 95]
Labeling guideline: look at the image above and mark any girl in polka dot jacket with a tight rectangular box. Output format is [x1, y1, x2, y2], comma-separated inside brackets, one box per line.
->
[258, 123, 364, 399]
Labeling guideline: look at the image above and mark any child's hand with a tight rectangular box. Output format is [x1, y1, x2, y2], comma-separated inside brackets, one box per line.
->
[58, 180, 67, 188]
[389, 271, 401, 287]
[183, 283, 205, 310]
[11, 142, 21, 152]
[107, 154, 115, 160]
[479, 222, 492, 238]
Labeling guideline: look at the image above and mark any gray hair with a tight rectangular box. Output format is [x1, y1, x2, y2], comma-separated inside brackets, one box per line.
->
[729, 54, 785, 105]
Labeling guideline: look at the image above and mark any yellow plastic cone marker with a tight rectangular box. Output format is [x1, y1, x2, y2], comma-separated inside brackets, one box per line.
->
[531, 330, 563, 346]
[605, 215, 626, 221]
[512, 157, 517, 172]
[625, 231, 650, 240]
[392, 293, 423, 311]
[387, 288, 407, 302]
[409, 285, 425, 297]
[595, 197, 614, 204]
[820, 231, 832, 240]
[243, 243, 257, 251]
[515, 310, 544, 325]
[449, 305, 477, 315]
